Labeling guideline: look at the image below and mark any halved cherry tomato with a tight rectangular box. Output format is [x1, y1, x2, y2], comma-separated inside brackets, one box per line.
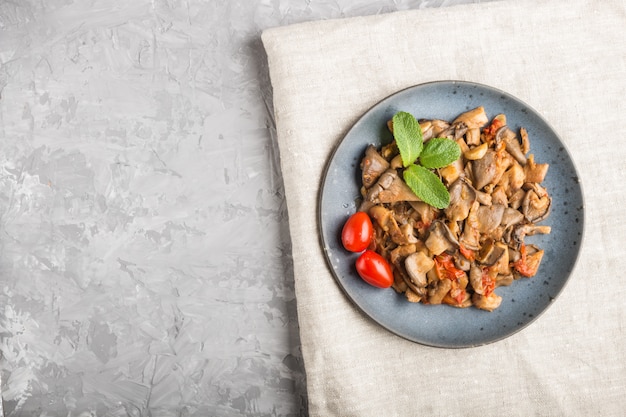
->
[355, 250, 393, 288]
[341, 211, 373, 253]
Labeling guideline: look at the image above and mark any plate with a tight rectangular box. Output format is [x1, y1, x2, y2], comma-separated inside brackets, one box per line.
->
[318, 80, 584, 348]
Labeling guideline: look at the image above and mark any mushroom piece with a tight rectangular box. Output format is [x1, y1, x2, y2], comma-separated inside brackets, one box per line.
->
[472, 292, 502, 312]
[366, 169, 421, 203]
[469, 263, 488, 295]
[511, 223, 552, 247]
[421, 119, 450, 141]
[498, 161, 526, 196]
[452, 106, 489, 129]
[475, 203, 506, 234]
[512, 244, 545, 278]
[361, 145, 390, 188]
[490, 185, 508, 206]
[425, 221, 458, 255]
[428, 278, 453, 304]
[500, 207, 525, 229]
[472, 149, 497, 190]
[496, 126, 527, 165]
[440, 156, 465, 185]
[445, 178, 477, 222]
[476, 239, 507, 266]
[508, 188, 526, 210]
[520, 127, 530, 154]
[408, 201, 439, 229]
[465, 127, 481, 146]
[459, 201, 481, 251]
[521, 183, 552, 222]
[405, 251, 435, 288]
[390, 244, 417, 266]
[369, 205, 418, 246]
[524, 154, 549, 183]
[475, 189, 493, 205]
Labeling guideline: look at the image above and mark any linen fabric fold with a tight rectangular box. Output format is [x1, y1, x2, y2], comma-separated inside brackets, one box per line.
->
[262, 0, 626, 415]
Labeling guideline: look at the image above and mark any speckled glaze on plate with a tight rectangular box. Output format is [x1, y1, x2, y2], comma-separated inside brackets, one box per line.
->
[318, 80, 584, 348]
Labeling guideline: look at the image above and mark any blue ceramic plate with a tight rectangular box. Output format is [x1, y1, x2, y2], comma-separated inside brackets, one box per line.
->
[318, 81, 584, 348]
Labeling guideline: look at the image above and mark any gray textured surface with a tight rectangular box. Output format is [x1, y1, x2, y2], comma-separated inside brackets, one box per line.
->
[0, 0, 488, 415]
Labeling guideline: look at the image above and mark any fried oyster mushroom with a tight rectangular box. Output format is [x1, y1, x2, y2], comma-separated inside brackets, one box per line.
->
[360, 107, 551, 311]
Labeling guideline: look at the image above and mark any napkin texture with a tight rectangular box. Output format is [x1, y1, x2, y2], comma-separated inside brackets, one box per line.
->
[262, 0, 626, 415]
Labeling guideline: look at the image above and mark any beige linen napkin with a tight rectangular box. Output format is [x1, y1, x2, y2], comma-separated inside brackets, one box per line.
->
[262, 0, 626, 415]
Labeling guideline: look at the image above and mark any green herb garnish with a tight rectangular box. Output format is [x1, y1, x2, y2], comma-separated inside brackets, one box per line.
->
[391, 111, 461, 209]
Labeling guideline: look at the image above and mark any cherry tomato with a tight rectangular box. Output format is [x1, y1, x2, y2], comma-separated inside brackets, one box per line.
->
[341, 211, 373, 253]
[355, 250, 393, 288]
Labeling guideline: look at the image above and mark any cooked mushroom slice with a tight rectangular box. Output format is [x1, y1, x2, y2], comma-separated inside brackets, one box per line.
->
[475, 204, 506, 234]
[428, 278, 453, 304]
[420, 119, 451, 141]
[369, 205, 418, 245]
[524, 154, 549, 183]
[454, 253, 471, 271]
[496, 273, 514, 287]
[469, 263, 487, 295]
[440, 156, 465, 185]
[389, 154, 403, 170]
[520, 127, 530, 154]
[464, 142, 489, 160]
[477, 239, 507, 265]
[465, 127, 481, 146]
[498, 161, 526, 197]
[392, 268, 409, 293]
[472, 149, 497, 190]
[496, 126, 527, 165]
[443, 286, 472, 308]
[472, 292, 502, 312]
[454, 123, 469, 140]
[512, 244, 544, 278]
[445, 178, 477, 222]
[394, 223, 418, 245]
[405, 251, 435, 288]
[490, 185, 508, 206]
[492, 242, 510, 274]
[390, 244, 417, 267]
[475, 189, 493, 206]
[408, 201, 439, 229]
[361, 145, 390, 188]
[452, 106, 489, 129]
[509, 188, 526, 210]
[500, 207, 525, 229]
[366, 169, 421, 203]
[492, 148, 514, 187]
[521, 183, 552, 222]
[425, 221, 458, 255]
[511, 223, 552, 247]
[405, 288, 423, 303]
[460, 201, 481, 251]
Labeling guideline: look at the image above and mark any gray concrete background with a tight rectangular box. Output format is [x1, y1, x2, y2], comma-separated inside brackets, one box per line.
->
[0, 0, 486, 415]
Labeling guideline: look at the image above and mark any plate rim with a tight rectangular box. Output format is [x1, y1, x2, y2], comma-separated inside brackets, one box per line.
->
[317, 79, 586, 348]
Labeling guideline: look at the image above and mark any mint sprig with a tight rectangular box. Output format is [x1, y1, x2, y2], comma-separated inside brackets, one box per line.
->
[404, 165, 450, 209]
[390, 111, 461, 209]
[392, 112, 423, 167]
[420, 137, 461, 169]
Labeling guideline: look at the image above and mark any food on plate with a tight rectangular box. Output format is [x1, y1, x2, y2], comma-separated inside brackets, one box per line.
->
[348, 106, 551, 311]
[355, 250, 394, 289]
[341, 211, 374, 252]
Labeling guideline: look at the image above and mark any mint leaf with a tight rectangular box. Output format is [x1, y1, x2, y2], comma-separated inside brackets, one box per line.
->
[403, 164, 450, 209]
[420, 138, 461, 169]
[392, 112, 423, 167]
